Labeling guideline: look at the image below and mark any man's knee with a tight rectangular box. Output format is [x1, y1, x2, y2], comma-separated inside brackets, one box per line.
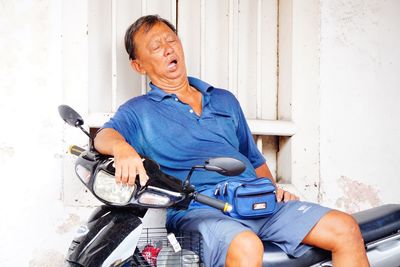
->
[226, 231, 263, 267]
[326, 211, 364, 251]
[303, 210, 365, 255]
[336, 212, 363, 238]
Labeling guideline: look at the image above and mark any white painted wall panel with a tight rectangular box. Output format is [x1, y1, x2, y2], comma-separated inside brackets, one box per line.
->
[88, 0, 112, 113]
[235, 0, 279, 120]
[277, 0, 292, 121]
[115, 0, 143, 108]
[202, 0, 230, 89]
[237, 0, 258, 118]
[319, 0, 400, 211]
[178, 0, 202, 78]
[144, 0, 176, 23]
[260, 0, 278, 120]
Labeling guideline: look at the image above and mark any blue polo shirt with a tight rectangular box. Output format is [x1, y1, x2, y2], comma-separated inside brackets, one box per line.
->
[102, 77, 265, 192]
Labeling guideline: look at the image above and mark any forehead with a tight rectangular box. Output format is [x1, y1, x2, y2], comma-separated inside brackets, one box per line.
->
[136, 22, 176, 43]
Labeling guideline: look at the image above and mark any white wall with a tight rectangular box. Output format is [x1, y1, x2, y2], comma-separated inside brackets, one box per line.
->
[318, 0, 400, 211]
[0, 1, 93, 266]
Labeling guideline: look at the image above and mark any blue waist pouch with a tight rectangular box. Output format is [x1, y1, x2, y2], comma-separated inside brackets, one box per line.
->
[214, 178, 277, 219]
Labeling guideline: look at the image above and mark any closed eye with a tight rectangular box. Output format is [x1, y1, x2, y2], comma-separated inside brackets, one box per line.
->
[165, 35, 177, 43]
[151, 44, 161, 51]
[149, 40, 161, 51]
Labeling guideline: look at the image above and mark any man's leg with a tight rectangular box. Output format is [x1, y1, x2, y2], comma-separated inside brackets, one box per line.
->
[302, 210, 369, 266]
[226, 231, 263, 267]
[167, 209, 262, 267]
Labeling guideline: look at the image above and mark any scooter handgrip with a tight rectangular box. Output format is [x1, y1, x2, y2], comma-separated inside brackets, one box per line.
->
[195, 193, 233, 213]
[69, 145, 85, 156]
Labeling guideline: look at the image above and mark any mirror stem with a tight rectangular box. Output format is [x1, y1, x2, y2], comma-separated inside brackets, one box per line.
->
[78, 125, 95, 149]
[183, 165, 204, 191]
[78, 125, 91, 139]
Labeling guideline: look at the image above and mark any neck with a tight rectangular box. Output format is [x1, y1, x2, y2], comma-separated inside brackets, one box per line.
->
[151, 76, 192, 97]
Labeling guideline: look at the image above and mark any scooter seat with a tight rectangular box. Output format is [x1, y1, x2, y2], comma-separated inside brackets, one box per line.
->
[353, 203, 400, 243]
[262, 204, 400, 266]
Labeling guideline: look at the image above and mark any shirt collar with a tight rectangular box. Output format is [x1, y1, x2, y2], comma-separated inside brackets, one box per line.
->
[147, 76, 214, 102]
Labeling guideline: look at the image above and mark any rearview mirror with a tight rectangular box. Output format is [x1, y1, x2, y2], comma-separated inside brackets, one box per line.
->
[204, 157, 246, 176]
[58, 104, 92, 141]
[58, 105, 84, 127]
[182, 157, 247, 190]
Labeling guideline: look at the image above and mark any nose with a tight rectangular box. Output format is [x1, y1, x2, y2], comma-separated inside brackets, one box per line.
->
[163, 42, 174, 56]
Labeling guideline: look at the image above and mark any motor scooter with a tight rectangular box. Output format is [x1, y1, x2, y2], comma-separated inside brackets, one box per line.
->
[59, 105, 400, 267]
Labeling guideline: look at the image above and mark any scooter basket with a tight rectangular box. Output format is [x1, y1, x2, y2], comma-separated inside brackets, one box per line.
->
[129, 228, 203, 267]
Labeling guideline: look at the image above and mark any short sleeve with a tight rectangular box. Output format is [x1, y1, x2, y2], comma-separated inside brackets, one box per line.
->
[234, 99, 266, 169]
[101, 104, 143, 153]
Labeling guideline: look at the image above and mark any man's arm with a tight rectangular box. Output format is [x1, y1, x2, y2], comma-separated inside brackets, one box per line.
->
[255, 162, 298, 202]
[95, 128, 148, 186]
[255, 162, 273, 180]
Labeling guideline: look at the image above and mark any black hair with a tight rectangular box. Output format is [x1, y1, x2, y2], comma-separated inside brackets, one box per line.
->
[124, 15, 177, 60]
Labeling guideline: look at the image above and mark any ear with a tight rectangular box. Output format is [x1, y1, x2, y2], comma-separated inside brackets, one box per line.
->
[130, 59, 146, 75]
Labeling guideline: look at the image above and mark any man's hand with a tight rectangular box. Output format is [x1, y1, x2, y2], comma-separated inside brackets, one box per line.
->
[255, 163, 299, 202]
[276, 188, 299, 202]
[113, 142, 149, 187]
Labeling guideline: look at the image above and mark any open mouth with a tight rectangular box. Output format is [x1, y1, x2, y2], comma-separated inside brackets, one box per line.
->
[167, 59, 178, 70]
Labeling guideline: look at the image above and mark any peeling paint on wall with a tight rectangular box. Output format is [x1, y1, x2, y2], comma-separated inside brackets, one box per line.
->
[335, 176, 381, 213]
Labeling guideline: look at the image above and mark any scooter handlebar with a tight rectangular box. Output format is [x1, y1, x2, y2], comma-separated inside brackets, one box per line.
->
[194, 193, 233, 213]
[69, 145, 85, 156]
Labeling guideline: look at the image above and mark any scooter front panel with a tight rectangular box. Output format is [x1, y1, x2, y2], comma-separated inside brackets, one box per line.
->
[66, 206, 143, 267]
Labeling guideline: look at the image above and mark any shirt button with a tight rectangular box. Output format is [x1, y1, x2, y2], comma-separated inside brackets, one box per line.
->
[189, 109, 194, 113]
[174, 98, 178, 101]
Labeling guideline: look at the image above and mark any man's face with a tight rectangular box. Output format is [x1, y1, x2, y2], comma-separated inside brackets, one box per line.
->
[132, 22, 187, 84]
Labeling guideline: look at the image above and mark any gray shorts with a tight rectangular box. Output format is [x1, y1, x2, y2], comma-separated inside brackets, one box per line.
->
[166, 201, 331, 267]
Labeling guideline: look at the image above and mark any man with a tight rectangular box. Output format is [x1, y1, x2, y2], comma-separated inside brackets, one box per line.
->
[94, 15, 369, 267]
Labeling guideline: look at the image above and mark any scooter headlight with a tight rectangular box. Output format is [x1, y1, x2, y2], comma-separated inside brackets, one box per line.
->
[93, 170, 136, 205]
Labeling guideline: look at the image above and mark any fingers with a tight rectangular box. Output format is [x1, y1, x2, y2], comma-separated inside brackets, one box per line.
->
[127, 163, 137, 187]
[112, 143, 148, 187]
[114, 160, 130, 185]
[290, 193, 299, 201]
[114, 158, 148, 187]
[121, 164, 130, 184]
[276, 188, 284, 202]
[276, 187, 299, 202]
[115, 162, 122, 184]
[136, 164, 149, 187]
[128, 160, 149, 187]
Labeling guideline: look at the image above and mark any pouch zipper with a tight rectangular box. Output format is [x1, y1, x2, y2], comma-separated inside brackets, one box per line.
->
[214, 184, 221, 196]
[236, 191, 276, 197]
[223, 182, 228, 196]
